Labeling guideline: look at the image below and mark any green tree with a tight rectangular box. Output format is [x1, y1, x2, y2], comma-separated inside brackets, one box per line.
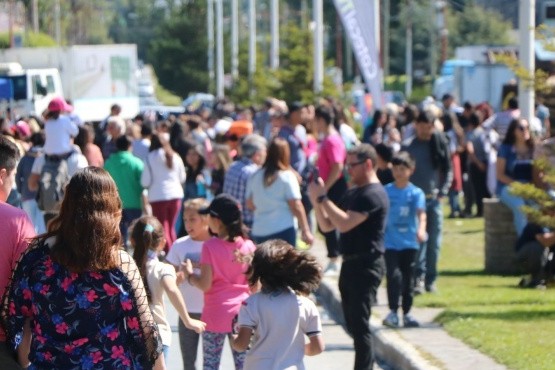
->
[147, 1, 209, 99]
[447, 3, 513, 52]
[227, 22, 338, 106]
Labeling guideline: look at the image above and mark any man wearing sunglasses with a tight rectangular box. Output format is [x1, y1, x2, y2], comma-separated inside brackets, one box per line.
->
[308, 143, 388, 370]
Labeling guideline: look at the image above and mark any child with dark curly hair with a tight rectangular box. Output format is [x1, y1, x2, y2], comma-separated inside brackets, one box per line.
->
[231, 239, 325, 369]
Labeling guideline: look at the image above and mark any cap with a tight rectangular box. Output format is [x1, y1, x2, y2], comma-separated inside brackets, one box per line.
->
[198, 194, 242, 225]
[48, 97, 73, 112]
[14, 120, 31, 138]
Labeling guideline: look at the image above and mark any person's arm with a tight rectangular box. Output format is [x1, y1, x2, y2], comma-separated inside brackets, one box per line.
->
[183, 260, 213, 292]
[288, 199, 314, 245]
[324, 163, 343, 192]
[309, 178, 367, 233]
[305, 334, 325, 356]
[28, 173, 40, 192]
[17, 318, 31, 368]
[161, 275, 206, 333]
[466, 141, 486, 171]
[320, 198, 368, 233]
[496, 156, 513, 185]
[231, 326, 253, 352]
[246, 196, 256, 211]
[153, 355, 166, 370]
[416, 209, 427, 243]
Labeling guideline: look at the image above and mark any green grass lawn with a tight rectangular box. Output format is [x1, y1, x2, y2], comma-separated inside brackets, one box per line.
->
[415, 215, 555, 369]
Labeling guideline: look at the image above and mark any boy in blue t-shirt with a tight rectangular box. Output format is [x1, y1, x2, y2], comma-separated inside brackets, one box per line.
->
[382, 151, 427, 328]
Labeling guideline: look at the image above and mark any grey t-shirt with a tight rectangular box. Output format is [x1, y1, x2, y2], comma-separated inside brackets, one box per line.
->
[403, 137, 442, 197]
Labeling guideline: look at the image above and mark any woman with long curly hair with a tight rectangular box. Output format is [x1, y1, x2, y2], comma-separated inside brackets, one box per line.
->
[2, 167, 166, 369]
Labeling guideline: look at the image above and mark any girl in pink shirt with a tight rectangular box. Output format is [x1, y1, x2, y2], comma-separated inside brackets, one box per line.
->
[315, 105, 347, 275]
[183, 194, 256, 370]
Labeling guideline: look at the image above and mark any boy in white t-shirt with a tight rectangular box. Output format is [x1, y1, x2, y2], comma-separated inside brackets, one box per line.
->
[166, 198, 211, 370]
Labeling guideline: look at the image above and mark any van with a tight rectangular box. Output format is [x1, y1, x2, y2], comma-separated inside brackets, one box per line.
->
[0, 62, 63, 119]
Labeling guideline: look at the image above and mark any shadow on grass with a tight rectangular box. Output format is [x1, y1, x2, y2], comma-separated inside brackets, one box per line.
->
[437, 309, 555, 322]
[439, 269, 488, 277]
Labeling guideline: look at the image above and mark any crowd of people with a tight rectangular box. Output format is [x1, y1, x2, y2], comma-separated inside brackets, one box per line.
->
[0, 90, 554, 370]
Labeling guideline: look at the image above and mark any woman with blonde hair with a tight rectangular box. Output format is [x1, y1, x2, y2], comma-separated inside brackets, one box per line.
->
[2, 167, 165, 369]
[246, 137, 313, 247]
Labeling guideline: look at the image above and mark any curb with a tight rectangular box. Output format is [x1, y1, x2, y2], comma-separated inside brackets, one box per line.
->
[316, 276, 441, 370]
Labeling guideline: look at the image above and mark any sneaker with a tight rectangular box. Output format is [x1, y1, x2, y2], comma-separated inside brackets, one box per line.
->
[414, 277, 425, 295]
[425, 283, 437, 293]
[403, 314, 420, 328]
[382, 311, 399, 328]
[323, 262, 339, 276]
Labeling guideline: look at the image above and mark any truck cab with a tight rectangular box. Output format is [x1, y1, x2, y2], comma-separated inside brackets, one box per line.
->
[0, 62, 63, 119]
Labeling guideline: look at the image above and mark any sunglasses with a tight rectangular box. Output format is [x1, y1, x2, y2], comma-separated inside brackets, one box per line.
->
[345, 160, 366, 170]
[517, 125, 529, 131]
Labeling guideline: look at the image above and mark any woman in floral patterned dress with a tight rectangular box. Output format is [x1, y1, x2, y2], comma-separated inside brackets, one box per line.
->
[1, 167, 165, 370]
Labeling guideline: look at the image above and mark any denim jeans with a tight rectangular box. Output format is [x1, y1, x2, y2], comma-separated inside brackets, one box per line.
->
[252, 226, 297, 247]
[120, 208, 142, 248]
[448, 189, 461, 215]
[416, 198, 443, 287]
[499, 185, 527, 237]
[338, 255, 385, 370]
[22, 199, 46, 234]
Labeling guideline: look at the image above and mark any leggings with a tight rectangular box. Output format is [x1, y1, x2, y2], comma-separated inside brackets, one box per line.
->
[203, 331, 246, 370]
[150, 198, 182, 252]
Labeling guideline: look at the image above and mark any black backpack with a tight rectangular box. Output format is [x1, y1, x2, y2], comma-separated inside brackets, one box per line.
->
[36, 153, 71, 212]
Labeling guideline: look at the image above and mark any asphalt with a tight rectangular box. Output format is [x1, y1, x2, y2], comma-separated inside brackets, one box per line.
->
[163, 236, 508, 370]
[310, 238, 508, 370]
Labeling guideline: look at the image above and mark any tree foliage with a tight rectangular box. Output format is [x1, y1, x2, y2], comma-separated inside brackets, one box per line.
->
[447, 3, 513, 50]
[147, 1, 209, 98]
[226, 22, 339, 106]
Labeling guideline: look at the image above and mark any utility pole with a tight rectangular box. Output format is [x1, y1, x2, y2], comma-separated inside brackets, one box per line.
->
[270, 0, 279, 69]
[231, 0, 239, 81]
[216, 0, 224, 98]
[519, 0, 535, 126]
[438, 1, 448, 65]
[32, 0, 39, 33]
[313, 0, 324, 94]
[207, 0, 215, 94]
[248, 0, 256, 95]
[55, 0, 61, 45]
[405, 0, 413, 98]
[383, 0, 390, 78]
[336, 13, 343, 72]
[430, 0, 437, 80]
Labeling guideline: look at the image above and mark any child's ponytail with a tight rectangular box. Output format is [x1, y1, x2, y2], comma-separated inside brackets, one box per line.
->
[130, 216, 165, 299]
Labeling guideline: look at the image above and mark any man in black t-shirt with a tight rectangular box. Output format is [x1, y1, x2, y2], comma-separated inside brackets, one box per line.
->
[309, 143, 389, 370]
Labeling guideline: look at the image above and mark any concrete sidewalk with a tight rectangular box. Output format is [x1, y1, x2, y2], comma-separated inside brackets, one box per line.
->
[310, 238, 507, 370]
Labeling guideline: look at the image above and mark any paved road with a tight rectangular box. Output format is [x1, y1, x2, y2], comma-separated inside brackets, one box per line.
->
[164, 298, 390, 370]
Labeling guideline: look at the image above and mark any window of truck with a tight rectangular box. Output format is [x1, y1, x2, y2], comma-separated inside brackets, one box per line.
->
[46, 75, 55, 93]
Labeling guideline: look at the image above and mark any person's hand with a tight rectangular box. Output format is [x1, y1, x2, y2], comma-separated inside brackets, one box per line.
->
[417, 229, 428, 243]
[182, 259, 194, 277]
[302, 229, 314, 246]
[308, 177, 325, 204]
[186, 318, 207, 334]
[176, 270, 186, 285]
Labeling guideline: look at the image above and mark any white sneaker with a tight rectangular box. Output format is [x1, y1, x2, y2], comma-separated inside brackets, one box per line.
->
[323, 262, 339, 276]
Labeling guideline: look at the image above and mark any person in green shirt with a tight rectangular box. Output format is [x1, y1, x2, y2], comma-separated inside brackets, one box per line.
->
[104, 135, 144, 247]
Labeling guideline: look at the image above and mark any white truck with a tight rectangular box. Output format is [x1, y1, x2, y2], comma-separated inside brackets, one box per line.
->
[0, 44, 140, 122]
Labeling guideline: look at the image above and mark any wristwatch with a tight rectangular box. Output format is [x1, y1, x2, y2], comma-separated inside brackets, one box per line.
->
[316, 194, 328, 204]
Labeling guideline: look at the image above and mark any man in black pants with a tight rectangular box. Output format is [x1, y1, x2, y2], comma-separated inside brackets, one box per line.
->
[309, 143, 389, 370]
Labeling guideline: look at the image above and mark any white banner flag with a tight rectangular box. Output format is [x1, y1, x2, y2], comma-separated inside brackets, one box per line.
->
[333, 0, 382, 109]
